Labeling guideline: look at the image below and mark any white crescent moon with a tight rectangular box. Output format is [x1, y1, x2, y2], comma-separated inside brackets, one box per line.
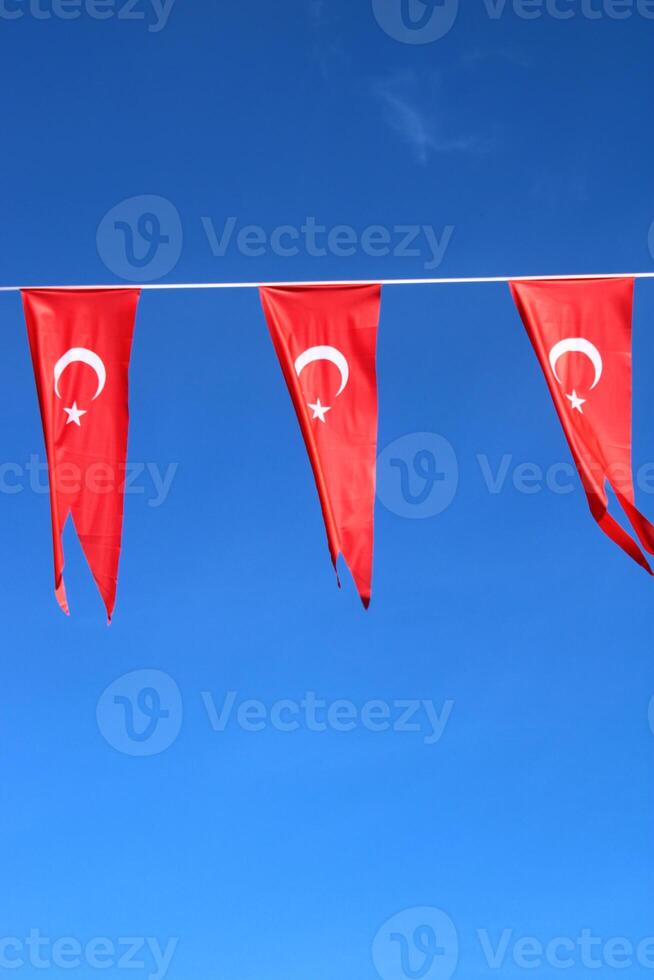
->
[54, 348, 107, 401]
[294, 345, 349, 397]
[549, 338, 603, 390]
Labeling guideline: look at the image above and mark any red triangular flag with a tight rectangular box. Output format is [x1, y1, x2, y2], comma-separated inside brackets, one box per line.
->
[260, 284, 381, 607]
[22, 288, 140, 620]
[510, 276, 654, 572]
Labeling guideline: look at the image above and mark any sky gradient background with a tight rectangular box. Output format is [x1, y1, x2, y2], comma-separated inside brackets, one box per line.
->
[2, 2, 654, 978]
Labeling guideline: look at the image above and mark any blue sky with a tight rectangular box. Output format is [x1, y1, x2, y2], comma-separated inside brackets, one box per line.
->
[2, 2, 654, 979]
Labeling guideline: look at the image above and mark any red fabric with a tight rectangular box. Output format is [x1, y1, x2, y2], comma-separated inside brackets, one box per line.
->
[510, 277, 654, 573]
[22, 288, 140, 620]
[260, 284, 381, 607]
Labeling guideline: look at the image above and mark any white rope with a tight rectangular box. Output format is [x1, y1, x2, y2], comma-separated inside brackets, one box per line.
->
[1, 272, 654, 291]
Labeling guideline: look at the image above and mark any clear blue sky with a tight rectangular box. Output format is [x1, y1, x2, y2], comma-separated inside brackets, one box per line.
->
[2, 3, 654, 979]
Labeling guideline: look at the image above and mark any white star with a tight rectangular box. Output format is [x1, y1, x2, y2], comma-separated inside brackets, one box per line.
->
[565, 390, 586, 413]
[63, 401, 87, 427]
[308, 399, 331, 423]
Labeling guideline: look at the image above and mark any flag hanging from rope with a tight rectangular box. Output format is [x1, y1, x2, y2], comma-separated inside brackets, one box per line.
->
[260, 284, 381, 607]
[23, 288, 140, 621]
[510, 277, 654, 573]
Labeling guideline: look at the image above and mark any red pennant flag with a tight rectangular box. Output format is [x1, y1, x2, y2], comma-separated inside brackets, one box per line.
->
[510, 277, 654, 573]
[260, 284, 380, 607]
[22, 288, 140, 621]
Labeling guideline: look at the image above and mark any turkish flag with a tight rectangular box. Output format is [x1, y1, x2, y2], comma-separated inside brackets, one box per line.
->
[510, 277, 654, 573]
[260, 284, 381, 607]
[22, 288, 140, 621]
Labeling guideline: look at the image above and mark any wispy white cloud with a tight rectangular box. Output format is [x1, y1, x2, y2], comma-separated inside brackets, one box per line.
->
[370, 71, 486, 164]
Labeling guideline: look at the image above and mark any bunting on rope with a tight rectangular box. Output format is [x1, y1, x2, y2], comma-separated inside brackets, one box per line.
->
[23, 288, 140, 621]
[8, 273, 654, 618]
[510, 277, 654, 573]
[260, 284, 381, 607]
